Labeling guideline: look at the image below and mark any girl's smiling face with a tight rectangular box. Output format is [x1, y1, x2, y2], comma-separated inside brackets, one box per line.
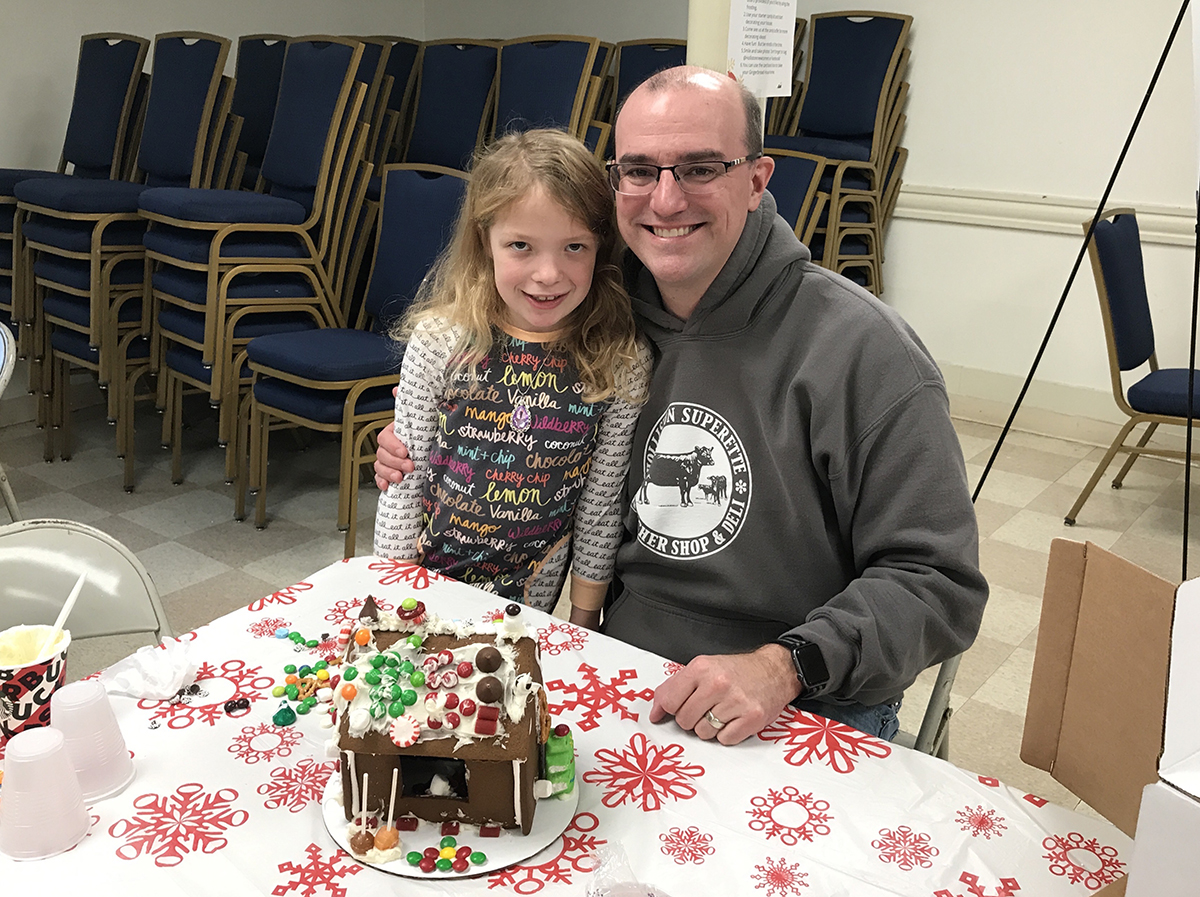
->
[488, 186, 597, 333]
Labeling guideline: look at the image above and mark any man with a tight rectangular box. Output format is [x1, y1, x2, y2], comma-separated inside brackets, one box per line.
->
[375, 67, 987, 746]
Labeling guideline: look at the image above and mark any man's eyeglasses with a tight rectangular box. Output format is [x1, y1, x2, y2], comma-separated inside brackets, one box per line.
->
[606, 154, 763, 196]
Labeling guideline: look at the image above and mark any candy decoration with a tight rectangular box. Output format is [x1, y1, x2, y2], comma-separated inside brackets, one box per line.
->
[478, 705, 500, 721]
[406, 634, 422, 648]
[276, 628, 290, 639]
[438, 671, 459, 689]
[455, 845, 472, 860]
[435, 858, 452, 872]
[340, 683, 358, 700]
[444, 711, 460, 729]
[398, 817, 419, 831]
[401, 597, 418, 611]
[349, 830, 375, 856]
[452, 858, 469, 873]
[457, 661, 474, 678]
[406, 851, 423, 865]
[444, 693, 459, 710]
[506, 603, 522, 616]
[439, 846, 456, 860]
[440, 828, 458, 841]
[422, 656, 440, 674]
[474, 717, 497, 736]
[284, 664, 297, 674]
[374, 767, 400, 852]
[419, 857, 436, 873]
[423, 846, 440, 860]
[459, 699, 476, 717]
[343, 665, 358, 680]
[355, 628, 370, 646]
[427, 717, 442, 730]
[410, 670, 426, 688]
[475, 646, 502, 673]
[389, 715, 420, 748]
[471, 849, 488, 862]
[271, 686, 285, 697]
[475, 676, 503, 704]
[437, 650, 454, 667]
[273, 703, 296, 726]
[479, 825, 500, 838]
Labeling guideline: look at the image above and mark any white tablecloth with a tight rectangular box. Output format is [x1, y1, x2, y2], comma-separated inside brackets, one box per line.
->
[1, 556, 1130, 895]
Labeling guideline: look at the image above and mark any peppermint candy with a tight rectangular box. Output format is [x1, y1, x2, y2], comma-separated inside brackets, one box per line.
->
[389, 715, 420, 747]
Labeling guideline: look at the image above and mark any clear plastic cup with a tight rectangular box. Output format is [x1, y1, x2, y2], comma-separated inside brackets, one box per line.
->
[0, 726, 90, 860]
[0, 625, 71, 749]
[51, 679, 135, 801]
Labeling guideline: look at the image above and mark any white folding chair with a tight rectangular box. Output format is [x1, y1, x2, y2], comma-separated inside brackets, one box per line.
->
[0, 323, 20, 522]
[0, 518, 173, 642]
[894, 654, 960, 760]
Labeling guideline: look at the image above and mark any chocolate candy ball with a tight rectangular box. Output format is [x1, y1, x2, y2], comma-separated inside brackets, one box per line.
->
[475, 646, 502, 673]
[349, 831, 375, 856]
[475, 676, 503, 704]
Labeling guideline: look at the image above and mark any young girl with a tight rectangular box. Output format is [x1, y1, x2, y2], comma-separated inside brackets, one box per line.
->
[373, 129, 651, 628]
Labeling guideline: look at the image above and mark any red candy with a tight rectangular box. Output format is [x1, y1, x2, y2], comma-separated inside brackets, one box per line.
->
[554, 723, 570, 737]
[444, 711, 461, 729]
[452, 859, 469, 873]
[456, 846, 472, 860]
[480, 824, 501, 838]
[457, 661, 473, 678]
[423, 847, 440, 860]
[441, 821, 460, 835]
[444, 693, 459, 710]
[427, 717, 442, 730]
[419, 857, 436, 873]
[474, 717, 497, 736]
[459, 699, 476, 717]
[437, 650, 454, 666]
[398, 816, 418, 831]
[439, 671, 459, 689]
[478, 705, 499, 721]
[422, 656, 440, 673]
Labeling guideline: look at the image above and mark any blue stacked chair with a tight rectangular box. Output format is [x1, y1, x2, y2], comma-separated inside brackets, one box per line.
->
[764, 149, 827, 246]
[371, 37, 420, 166]
[611, 39, 687, 118]
[137, 37, 366, 487]
[403, 40, 498, 171]
[240, 163, 468, 557]
[14, 32, 230, 467]
[1, 34, 148, 351]
[493, 35, 598, 139]
[229, 35, 289, 191]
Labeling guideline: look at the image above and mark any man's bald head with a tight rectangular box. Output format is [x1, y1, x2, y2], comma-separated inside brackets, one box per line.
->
[615, 66, 763, 158]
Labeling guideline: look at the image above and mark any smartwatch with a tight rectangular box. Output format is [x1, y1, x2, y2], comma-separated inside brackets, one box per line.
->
[773, 634, 830, 698]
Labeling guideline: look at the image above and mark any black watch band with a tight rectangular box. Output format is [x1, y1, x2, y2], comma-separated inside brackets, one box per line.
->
[773, 634, 830, 698]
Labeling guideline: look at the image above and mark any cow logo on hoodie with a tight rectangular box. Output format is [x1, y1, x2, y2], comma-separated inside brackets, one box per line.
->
[634, 402, 751, 559]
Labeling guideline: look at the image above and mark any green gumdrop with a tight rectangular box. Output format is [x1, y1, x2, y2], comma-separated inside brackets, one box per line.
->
[273, 705, 296, 726]
[407, 851, 423, 866]
[435, 858, 452, 872]
[283, 664, 297, 674]
[469, 851, 487, 865]
[406, 635, 422, 648]
[284, 684, 300, 700]
[343, 666, 358, 681]
[402, 597, 418, 610]
[409, 670, 426, 687]
[439, 836, 457, 848]
[401, 689, 417, 706]
[364, 669, 382, 685]
[271, 686, 285, 698]
[388, 701, 405, 717]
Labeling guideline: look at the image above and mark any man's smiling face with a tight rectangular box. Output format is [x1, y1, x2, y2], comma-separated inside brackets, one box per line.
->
[613, 73, 772, 319]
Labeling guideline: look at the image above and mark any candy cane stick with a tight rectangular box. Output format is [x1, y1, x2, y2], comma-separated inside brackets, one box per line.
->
[360, 772, 369, 833]
[386, 767, 398, 831]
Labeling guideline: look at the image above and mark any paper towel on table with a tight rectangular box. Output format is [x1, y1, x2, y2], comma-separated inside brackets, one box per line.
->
[99, 637, 198, 700]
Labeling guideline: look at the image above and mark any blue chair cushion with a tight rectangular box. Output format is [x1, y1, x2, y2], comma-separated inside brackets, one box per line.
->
[0, 243, 10, 269]
[769, 133, 873, 163]
[0, 169, 71, 197]
[164, 343, 248, 385]
[246, 329, 401, 380]
[138, 187, 308, 224]
[14, 178, 147, 213]
[43, 289, 142, 328]
[1127, 368, 1200, 418]
[144, 224, 308, 263]
[23, 215, 146, 252]
[34, 255, 142, 291]
[153, 267, 317, 305]
[51, 328, 149, 363]
[254, 375, 395, 424]
[159, 305, 320, 344]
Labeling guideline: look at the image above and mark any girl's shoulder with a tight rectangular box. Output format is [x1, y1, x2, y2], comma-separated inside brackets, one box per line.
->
[409, 315, 465, 355]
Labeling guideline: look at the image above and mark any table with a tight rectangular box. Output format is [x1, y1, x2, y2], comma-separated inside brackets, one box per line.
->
[2, 556, 1130, 895]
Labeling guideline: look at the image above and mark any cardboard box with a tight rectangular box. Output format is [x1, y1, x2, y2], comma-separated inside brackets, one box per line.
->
[1022, 539, 1194, 896]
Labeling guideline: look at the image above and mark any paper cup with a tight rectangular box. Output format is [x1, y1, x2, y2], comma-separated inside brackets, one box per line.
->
[51, 679, 135, 801]
[0, 625, 71, 751]
[0, 726, 90, 859]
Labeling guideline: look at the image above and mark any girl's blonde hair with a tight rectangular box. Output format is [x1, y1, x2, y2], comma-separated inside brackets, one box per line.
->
[399, 128, 643, 404]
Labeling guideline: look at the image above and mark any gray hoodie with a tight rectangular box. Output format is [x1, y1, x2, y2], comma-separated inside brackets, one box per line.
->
[603, 193, 988, 707]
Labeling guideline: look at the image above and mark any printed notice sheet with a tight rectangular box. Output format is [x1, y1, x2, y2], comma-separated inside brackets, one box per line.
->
[727, 0, 798, 97]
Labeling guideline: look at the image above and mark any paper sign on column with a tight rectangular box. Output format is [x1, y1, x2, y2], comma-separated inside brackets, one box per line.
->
[726, 0, 797, 96]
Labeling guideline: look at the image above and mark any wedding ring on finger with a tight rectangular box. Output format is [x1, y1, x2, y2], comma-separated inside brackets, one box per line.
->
[703, 709, 726, 731]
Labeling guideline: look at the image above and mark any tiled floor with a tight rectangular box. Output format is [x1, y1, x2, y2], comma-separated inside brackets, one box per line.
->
[3, 368, 1196, 816]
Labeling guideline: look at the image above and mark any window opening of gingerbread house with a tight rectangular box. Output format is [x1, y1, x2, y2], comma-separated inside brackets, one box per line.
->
[400, 756, 469, 800]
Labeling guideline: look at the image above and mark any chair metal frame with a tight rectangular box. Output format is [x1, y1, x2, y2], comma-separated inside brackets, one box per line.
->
[0, 517, 173, 643]
[1065, 208, 1200, 525]
[893, 654, 960, 760]
[0, 323, 20, 521]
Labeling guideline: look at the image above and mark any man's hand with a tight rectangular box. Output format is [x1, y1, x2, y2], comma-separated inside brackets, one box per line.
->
[649, 644, 802, 745]
[374, 389, 414, 490]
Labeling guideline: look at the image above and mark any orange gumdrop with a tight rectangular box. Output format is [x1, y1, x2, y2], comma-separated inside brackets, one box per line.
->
[354, 628, 370, 646]
[340, 683, 358, 700]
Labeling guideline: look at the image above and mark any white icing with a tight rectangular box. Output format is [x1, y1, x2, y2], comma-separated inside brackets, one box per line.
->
[429, 773, 451, 797]
[512, 759, 523, 829]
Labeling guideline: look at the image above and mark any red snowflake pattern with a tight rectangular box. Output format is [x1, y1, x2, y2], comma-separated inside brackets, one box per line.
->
[248, 582, 313, 612]
[751, 856, 809, 895]
[956, 805, 1007, 840]
[248, 617, 290, 638]
[274, 843, 362, 897]
[581, 732, 704, 812]
[259, 758, 337, 813]
[872, 825, 940, 871]
[228, 722, 303, 764]
[139, 659, 274, 728]
[1042, 832, 1125, 890]
[482, 607, 505, 623]
[663, 660, 683, 677]
[659, 825, 714, 864]
[757, 709, 891, 773]
[545, 662, 655, 731]
[934, 872, 1021, 897]
[108, 783, 249, 866]
[978, 775, 1000, 787]
[1023, 793, 1048, 808]
[748, 786, 832, 845]
[323, 596, 393, 626]
[537, 621, 589, 656]
[486, 811, 604, 893]
[367, 558, 442, 588]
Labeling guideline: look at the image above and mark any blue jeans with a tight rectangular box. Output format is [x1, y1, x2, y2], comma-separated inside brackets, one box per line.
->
[794, 698, 902, 741]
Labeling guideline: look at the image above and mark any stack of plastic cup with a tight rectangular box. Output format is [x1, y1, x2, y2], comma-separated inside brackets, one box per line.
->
[51, 679, 135, 801]
[0, 726, 90, 859]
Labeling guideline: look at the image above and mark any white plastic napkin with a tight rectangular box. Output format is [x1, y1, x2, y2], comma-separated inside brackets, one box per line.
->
[99, 637, 198, 700]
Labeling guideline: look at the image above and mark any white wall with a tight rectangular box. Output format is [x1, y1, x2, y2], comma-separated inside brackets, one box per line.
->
[424, 0, 687, 44]
[0, 0, 424, 170]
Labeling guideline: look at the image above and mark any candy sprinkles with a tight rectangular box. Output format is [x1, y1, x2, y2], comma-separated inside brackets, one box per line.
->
[267, 627, 342, 728]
